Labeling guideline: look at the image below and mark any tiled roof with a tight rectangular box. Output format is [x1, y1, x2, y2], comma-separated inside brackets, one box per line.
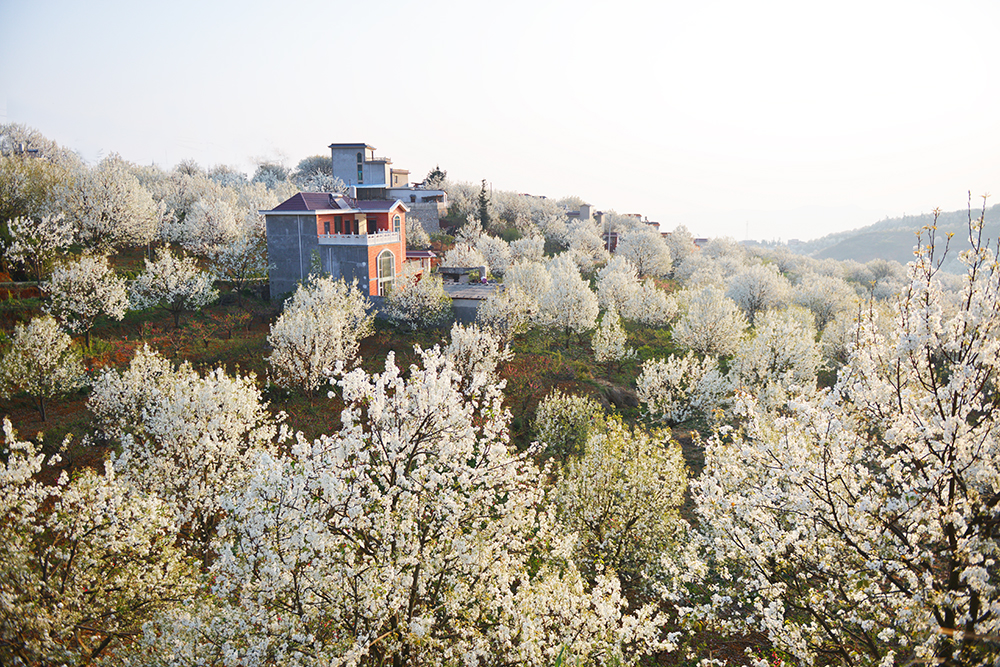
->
[355, 200, 406, 212]
[271, 192, 348, 212]
[268, 193, 408, 214]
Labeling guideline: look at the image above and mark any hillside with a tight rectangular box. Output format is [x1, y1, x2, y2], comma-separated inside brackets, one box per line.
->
[792, 203, 1000, 272]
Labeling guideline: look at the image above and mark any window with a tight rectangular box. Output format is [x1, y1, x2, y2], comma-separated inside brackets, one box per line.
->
[323, 219, 330, 235]
[393, 214, 401, 233]
[377, 249, 395, 296]
[335, 215, 342, 234]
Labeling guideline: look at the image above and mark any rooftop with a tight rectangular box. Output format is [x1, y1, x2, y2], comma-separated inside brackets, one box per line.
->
[443, 283, 498, 300]
[270, 192, 349, 212]
[265, 192, 409, 214]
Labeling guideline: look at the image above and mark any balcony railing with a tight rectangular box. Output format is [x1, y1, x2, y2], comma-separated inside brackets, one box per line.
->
[318, 231, 400, 246]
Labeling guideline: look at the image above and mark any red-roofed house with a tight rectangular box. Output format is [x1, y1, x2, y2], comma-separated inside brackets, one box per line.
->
[262, 192, 408, 299]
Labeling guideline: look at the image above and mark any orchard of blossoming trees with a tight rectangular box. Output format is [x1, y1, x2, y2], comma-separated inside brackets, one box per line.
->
[2, 123, 999, 666]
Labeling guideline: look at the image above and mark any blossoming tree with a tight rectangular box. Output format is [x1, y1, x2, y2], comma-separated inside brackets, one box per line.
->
[615, 226, 673, 277]
[0, 315, 85, 421]
[45, 252, 128, 350]
[267, 275, 373, 395]
[555, 415, 688, 588]
[0, 420, 194, 666]
[671, 285, 748, 357]
[693, 214, 1000, 666]
[130, 247, 218, 328]
[2, 214, 74, 282]
[152, 348, 671, 666]
[592, 307, 635, 377]
[59, 153, 161, 252]
[90, 346, 286, 550]
[384, 268, 452, 330]
[537, 253, 599, 347]
[533, 388, 604, 459]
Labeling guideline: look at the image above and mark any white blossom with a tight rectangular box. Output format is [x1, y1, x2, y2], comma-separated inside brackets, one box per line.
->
[161, 348, 669, 665]
[616, 226, 673, 277]
[130, 247, 219, 328]
[208, 228, 269, 303]
[442, 240, 487, 272]
[476, 233, 512, 275]
[509, 235, 545, 263]
[267, 274, 373, 395]
[537, 253, 599, 345]
[672, 286, 748, 357]
[443, 322, 512, 397]
[565, 220, 609, 271]
[555, 416, 688, 586]
[597, 255, 641, 314]
[592, 307, 635, 369]
[0, 315, 85, 421]
[533, 388, 604, 458]
[0, 419, 195, 666]
[2, 214, 74, 282]
[405, 216, 431, 248]
[96, 346, 286, 545]
[692, 214, 1000, 665]
[384, 268, 452, 330]
[725, 263, 791, 325]
[44, 252, 128, 348]
[637, 352, 731, 425]
[58, 153, 161, 251]
[793, 272, 857, 332]
[729, 306, 821, 402]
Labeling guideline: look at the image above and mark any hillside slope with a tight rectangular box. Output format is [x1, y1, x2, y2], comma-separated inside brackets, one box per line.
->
[793, 204, 1000, 272]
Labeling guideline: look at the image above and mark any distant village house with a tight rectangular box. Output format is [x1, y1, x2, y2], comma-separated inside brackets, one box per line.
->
[262, 192, 407, 299]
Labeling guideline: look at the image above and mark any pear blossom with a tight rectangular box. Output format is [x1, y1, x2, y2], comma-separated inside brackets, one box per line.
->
[692, 213, 1000, 665]
[672, 285, 748, 357]
[2, 213, 74, 282]
[130, 247, 218, 328]
[45, 252, 128, 349]
[156, 348, 670, 666]
[616, 225, 673, 277]
[267, 274, 373, 394]
[0, 315, 85, 421]
[0, 419, 194, 666]
[592, 307, 635, 372]
[537, 253, 599, 346]
[58, 153, 161, 251]
[384, 267, 452, 330]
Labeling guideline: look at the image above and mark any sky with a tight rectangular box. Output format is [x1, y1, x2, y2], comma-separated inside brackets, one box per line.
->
[2, 0, 998, 241]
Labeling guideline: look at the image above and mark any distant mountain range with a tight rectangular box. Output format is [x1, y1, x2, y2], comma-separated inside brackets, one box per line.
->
[789, 204, 1000, 273]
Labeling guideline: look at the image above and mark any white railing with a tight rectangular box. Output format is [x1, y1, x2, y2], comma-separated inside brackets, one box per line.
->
[318, 231, 400, 246]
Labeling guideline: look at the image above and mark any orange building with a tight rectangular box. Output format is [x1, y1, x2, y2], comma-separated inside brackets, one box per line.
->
[262, 192, 408, 299]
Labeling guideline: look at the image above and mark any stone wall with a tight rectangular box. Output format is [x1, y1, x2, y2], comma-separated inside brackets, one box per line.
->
[266, 215, 319, 302]
[406, 201, 447, 235]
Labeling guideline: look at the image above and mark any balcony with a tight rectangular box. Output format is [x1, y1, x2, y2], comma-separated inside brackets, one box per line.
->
[318, 231, 400, 246]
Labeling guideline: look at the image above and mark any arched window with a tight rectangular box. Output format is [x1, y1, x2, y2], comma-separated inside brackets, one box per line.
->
[393, 214, 401, 233]
[377, 249, 395, 296]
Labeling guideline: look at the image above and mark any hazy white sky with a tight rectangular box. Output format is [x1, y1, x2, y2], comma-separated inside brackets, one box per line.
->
[2, 0, 997, 240]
